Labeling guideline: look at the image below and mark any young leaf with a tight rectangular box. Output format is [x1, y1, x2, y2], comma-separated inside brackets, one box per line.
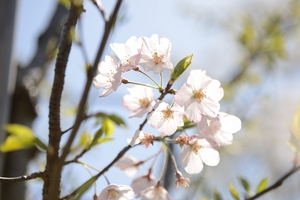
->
[102, 117, 115, 136]
[34, 138, 48, 151]
[89, 128, 104, 148]
[1, 124, 35, 152]
[108, 114, 126, 126]
[213, 189, 223, 200]
[169, 54, 193, 83]
[229, 184, 240, 200]
[288, 108, 300, 155]
[238, 177, 250, 192]
[79, 131, 92, 148]
[73, 176, 98, 200]
[256, 178, 268, 193]
[291, 107, 300, 141]
[97, 137, 114, 144]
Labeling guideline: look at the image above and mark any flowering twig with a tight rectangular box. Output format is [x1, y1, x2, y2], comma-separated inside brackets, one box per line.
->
[245, 164, 300, 200]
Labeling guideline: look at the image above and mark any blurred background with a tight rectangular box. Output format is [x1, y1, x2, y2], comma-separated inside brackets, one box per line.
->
[1, 0, 300, 199]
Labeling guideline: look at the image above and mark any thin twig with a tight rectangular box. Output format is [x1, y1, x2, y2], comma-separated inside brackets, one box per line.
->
[59, 0, 123, 165]
[245, 165, 300, 200]
[0, 172, 44, 183]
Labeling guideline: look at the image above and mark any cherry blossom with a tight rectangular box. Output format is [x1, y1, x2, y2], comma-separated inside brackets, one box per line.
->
[197, 112, 242, 147]
[110, 36, 142, 71]
[128, 130, 155, 148]
[175, 172, 190, 189]
[114, 156, 140, 177]
[92, 56, 122, 97]
[147, 102, 184, 136]
[138, 34, 173, 74]
[122, 85, 156, 118]
[131, 173, 156, 194]
[137, 185, 171, 200]
[179, 135, 220, 174]
[98, 184, 134, 200]
[174, 69, 224, 123]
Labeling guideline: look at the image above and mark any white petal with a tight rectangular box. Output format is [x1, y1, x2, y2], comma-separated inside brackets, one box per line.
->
[199, 148, 220, 166]
[131, 174, 156, 194]
[220, 113, 242, 134]
[98, 184, 134, 200]
[204, 79, 224, 101]
[174, 84, 193, 106]
[180, 146, 203, 174]
[158, 120, 177, 136]
[185, 100, 202, 123]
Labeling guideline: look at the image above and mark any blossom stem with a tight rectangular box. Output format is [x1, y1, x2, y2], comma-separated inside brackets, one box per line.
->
[137, 69, 161, 88]
[164, 143, 180, 173]
[79, 161, 98, 195]
[77, 161, 101, 172]
[124, 80, 159, 89]
[146, 146, 164, 169]
[103, 174, 111, 185]
[141, 148, 163, 164]
[157, 144, 169, 183]
[159, 72, 163, 87]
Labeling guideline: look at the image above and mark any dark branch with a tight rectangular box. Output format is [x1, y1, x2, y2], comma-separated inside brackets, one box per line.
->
[0, 172, 44, 183]
[59, 0, 123, 165]
[43, 2, 82, 200]
[245, 165, 300, 200]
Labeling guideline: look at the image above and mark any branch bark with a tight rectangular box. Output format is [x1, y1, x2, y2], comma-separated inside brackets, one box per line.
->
[0, 172, 44, 183]
[43, 3, 82, 200]
[245, 165, 300, 200]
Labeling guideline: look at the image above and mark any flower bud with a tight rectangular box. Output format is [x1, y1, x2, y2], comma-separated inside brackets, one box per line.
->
[169, 54, 193, 84]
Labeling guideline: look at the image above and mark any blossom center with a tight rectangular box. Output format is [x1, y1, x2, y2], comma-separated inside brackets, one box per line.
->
[139, 98, 150, 108]
[206, 119, 221, 135]
[108, 189, 119, 199]
[152, 52, 164, 64]
[161, 107, 173, 119]
[193, 90, 206, 102]
[190, 143, 202, 154]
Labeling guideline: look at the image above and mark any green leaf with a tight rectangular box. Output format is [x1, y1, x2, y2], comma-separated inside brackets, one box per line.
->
[288, 107, 300, 156]
[34, 138, 48, 151]
[97, 137, 114, 144]
[1, 124, 35, 152]
[239, 18, 255, 50]
[291, 107, 300, 141]
[58, 0, 70, 8]
[229, 184, 240, 200]
[94, 112, 126, 127]
[73, 176, 97, 200]
[108, 114, 126, 126]
[213, 189, 223, 200]
[256, 178, 268, 193]
[89, 128, 104, 148]
[102, 117, 115, 136]
[79, 131, 92, 148]
[238, 177, 250, 192]
[170, 54, 193, 83]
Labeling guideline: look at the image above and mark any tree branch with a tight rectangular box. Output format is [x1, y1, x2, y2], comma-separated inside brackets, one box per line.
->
[59, 0, 123, 167]
[245, 165, 300, 200]
[0, 172, 44, 183]
[43, 2, 82, 200]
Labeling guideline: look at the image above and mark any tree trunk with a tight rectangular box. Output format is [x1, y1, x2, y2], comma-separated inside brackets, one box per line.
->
[0, 2, 68, 199]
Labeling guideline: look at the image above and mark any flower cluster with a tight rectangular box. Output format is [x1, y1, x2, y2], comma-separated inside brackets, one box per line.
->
[93, 34, 242, 199]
